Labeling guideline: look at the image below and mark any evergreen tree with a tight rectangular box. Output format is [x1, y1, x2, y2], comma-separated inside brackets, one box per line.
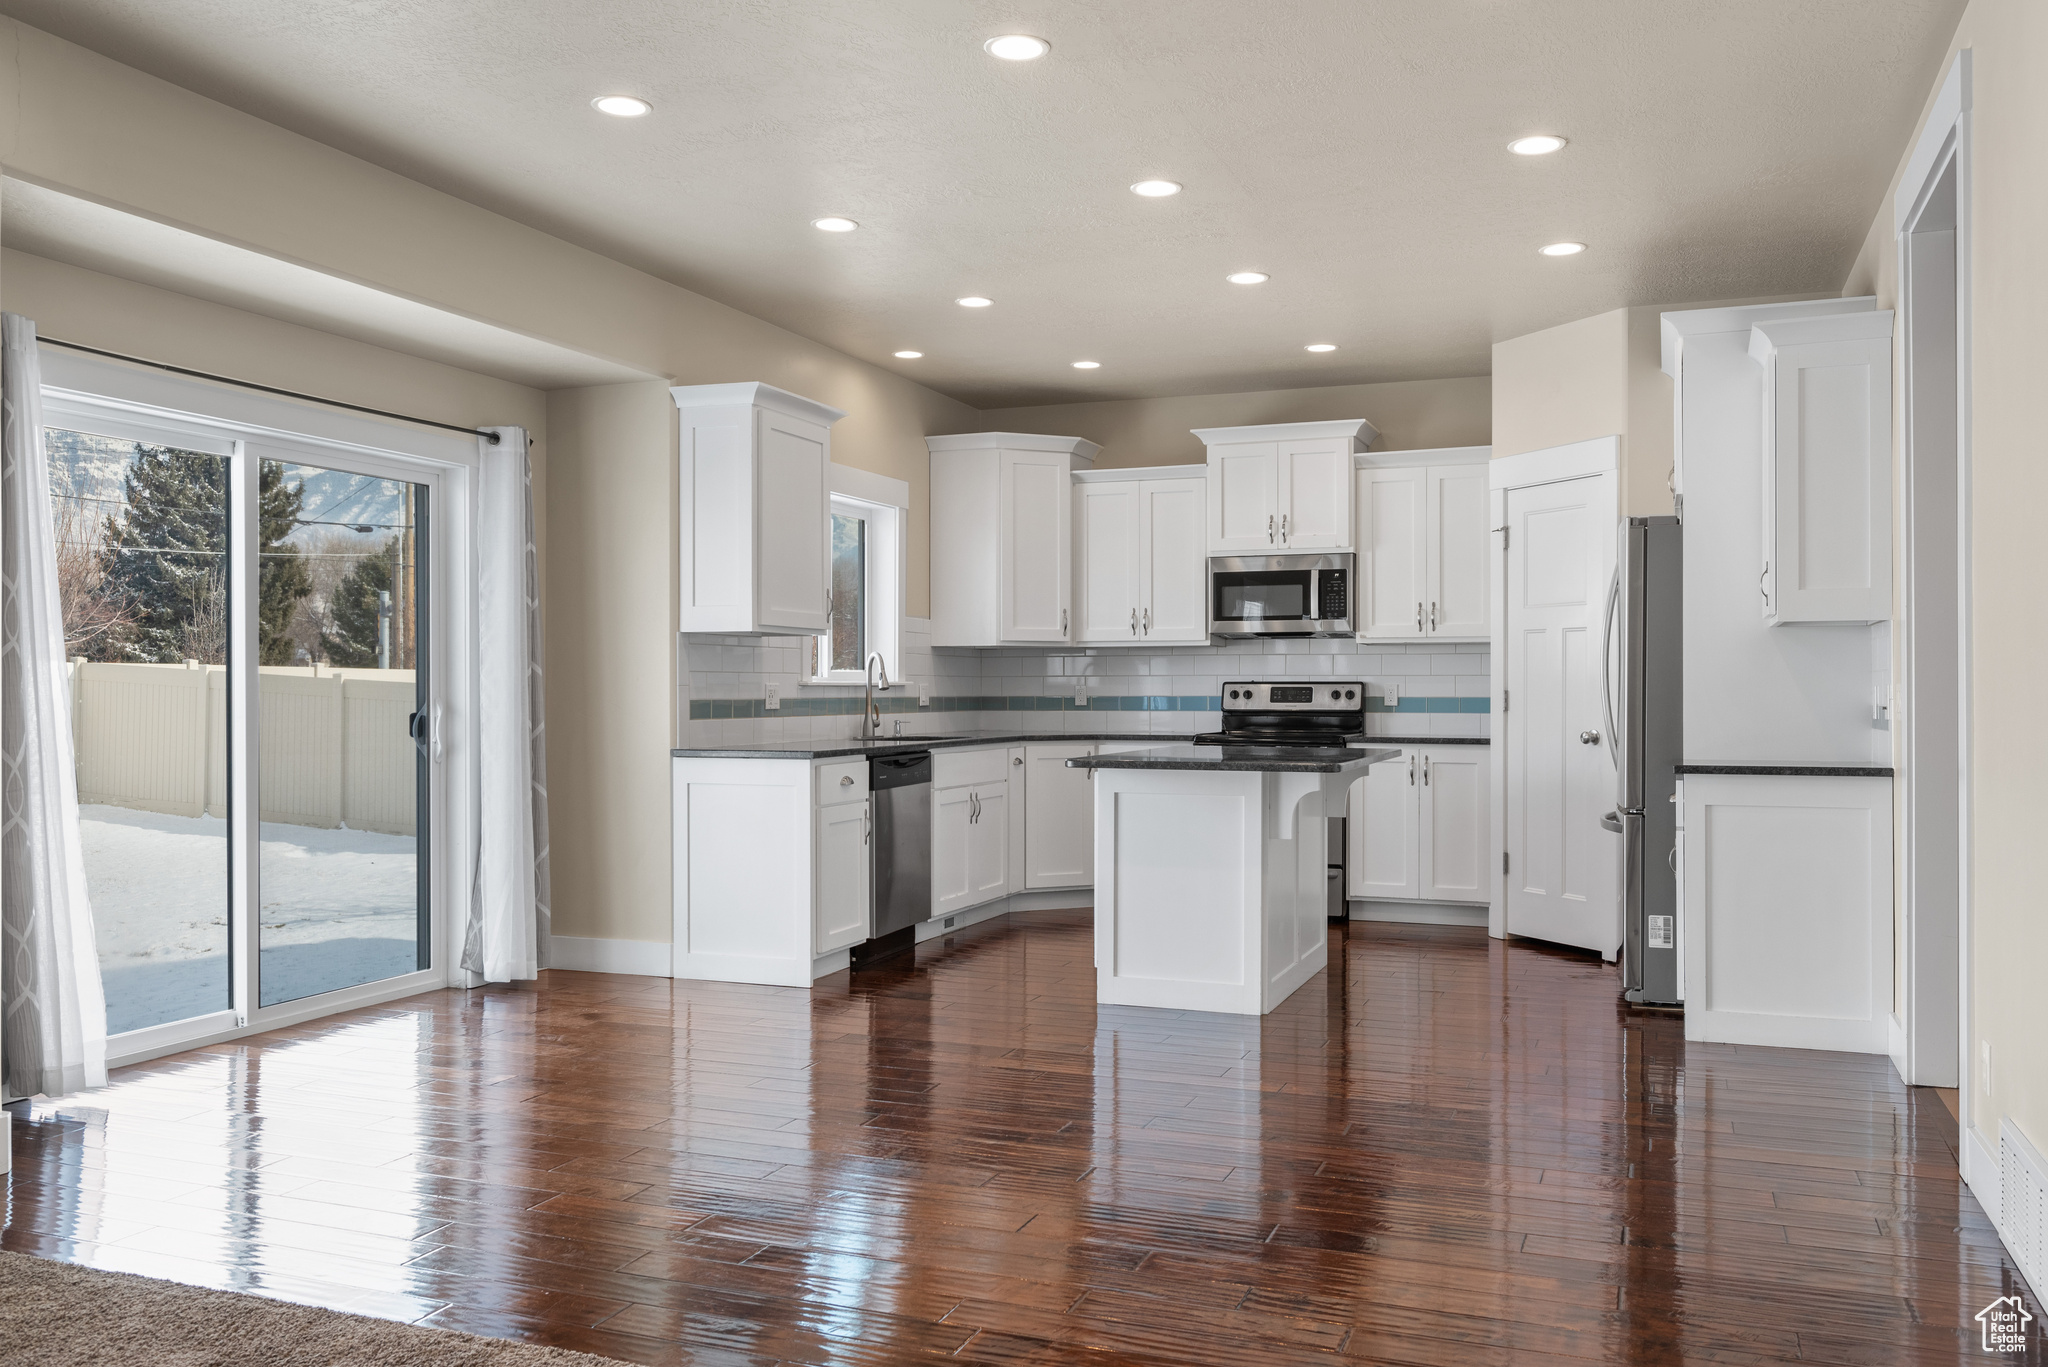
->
[99, 450, 312, 664]
[321, 539, 399, 667]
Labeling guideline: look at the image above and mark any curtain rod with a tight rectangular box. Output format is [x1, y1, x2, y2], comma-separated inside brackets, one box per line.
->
[37, 336, 503, 445]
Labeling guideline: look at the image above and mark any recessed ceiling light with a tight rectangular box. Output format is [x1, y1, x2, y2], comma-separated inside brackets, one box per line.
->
[812, 217, 858, 232]
[591, 95, 652, 118]
[1226, 271, 1270, 285]
[1540, 241, 1587, 256]
[1130, 180, 1182, 198]
[1304, 343, 1338, 353]
[1071, 360, 1101, 369]
[956, 296, 993, 308]
[894, 351, 923, 359]
[1508, 134, 1567, 156]
[983, 34, 1049, 61]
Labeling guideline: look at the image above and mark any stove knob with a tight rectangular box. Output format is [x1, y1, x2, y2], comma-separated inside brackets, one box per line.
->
[1330, 689, 1341, 700]
[1228, 689, 1240, 700]
[1345, 689, 1356, 700]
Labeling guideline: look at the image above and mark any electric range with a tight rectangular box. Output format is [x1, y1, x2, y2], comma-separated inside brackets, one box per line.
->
[1193, 680, 1367, 751]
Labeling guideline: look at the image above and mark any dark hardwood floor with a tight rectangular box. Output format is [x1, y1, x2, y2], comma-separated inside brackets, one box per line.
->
[4, 911, 2037, 1365]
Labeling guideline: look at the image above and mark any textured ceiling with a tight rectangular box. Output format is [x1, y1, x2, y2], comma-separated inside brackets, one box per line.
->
[1, 0, 1964, 407]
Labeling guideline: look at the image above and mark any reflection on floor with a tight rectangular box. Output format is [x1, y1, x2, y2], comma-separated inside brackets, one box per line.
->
[4, 911, 2034, 1365]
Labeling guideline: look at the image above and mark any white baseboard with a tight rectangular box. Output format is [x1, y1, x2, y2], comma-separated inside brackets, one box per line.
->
[1349, 898, 1488, 926]
[1965, 1123, 2001, 1223]
[547, 935, 674, 977]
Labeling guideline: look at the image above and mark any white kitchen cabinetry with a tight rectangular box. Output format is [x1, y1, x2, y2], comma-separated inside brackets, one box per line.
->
[812, 779, 871, 955]
[1679, 772, 1893, 1052]
[1749, 312, 1894, 625]
[929, 433, 1099, 647]
[674, 382, 845, 636]
[1356, 451, 1491, 642]
[932, 748, 1011, 917]
[1347, 744, 1490, 906]
[1195, 420, 1378, 554]
[1025, 744, 1096, 887]
[1072, 467, 1207, 644]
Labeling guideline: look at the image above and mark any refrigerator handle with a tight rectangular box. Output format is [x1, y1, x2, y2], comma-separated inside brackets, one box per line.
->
[1600, 561, 1621, 775]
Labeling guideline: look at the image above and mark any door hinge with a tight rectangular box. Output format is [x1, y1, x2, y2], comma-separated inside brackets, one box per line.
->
[1502, 689, 1508, 713]
[1494, 524, 1510, 550]
[1503, 851, 1509, 875]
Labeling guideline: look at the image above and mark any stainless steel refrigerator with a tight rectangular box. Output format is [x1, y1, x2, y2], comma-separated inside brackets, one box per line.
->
[1604, 516, 1683, 1006]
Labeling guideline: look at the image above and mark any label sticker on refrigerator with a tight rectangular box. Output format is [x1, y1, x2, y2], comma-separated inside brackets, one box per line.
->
[1647, 915, 1674, 950]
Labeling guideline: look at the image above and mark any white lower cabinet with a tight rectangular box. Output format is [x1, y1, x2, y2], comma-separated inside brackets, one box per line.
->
[1347, 745, 1489, 905]
[812, 794, 870, 954]
[1024, 744, 1095, 888]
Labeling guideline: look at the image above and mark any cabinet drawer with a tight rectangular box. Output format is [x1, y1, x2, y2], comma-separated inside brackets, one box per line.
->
[932, 746, 1008, 790]
[815, 759, 868, 806]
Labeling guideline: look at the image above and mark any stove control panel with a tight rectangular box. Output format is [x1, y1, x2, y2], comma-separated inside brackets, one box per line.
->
[1221, 681, 1365, 712]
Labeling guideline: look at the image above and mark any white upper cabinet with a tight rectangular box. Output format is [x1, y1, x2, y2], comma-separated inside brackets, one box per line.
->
[1195, 420, 1377, 554]
[929, 433, 1099, 647]
[1749, 313, 1894, 625]
[1355, 450, 1492, 642]
[674, 382, 845, 635]
[1072, 468, 1208, 645]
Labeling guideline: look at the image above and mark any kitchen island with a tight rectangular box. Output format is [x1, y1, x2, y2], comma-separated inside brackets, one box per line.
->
[1070, 744, 1400, 1015]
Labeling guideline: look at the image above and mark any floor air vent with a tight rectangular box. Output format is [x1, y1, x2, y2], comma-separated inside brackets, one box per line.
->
[2000, 1120, 2047, 1295]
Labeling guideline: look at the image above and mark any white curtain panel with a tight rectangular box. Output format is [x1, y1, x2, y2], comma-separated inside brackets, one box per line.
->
[0, 314, 108, 1097]
[463, 426, 551, 982]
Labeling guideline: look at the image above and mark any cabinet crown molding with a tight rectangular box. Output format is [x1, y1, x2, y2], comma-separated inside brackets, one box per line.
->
[1354, 445, 1490, 470]
[670, 381, 846, 426]
[1747, 310, 1896, 363]
[927, 431, 1101, 463]
[1192, 418, 1378, 448]
[1072, 462, 1206, 483]
[1659, 297, 1876, 379]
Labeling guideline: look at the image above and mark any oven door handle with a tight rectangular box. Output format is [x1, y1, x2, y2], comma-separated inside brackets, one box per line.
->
[1308, 569, 1320, 623]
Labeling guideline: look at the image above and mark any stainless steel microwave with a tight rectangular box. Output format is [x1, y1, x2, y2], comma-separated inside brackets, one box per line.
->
[1207, 553, 1355, 639]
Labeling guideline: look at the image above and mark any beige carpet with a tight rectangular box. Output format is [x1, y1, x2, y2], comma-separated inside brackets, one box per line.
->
[0, 1251, 628, 1366]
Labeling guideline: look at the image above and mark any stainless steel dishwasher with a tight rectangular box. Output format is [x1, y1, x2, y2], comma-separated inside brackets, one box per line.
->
[869, 751, 932, 939]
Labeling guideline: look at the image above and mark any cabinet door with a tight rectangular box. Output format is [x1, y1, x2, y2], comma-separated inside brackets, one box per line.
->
[1139, 479, 1208, 642]
[754, 409, 832, 632]
[932, 784, 976, 917]
[1025, 745, 1095, 888]
[1000, 449, 1072, 642]
[1007, 748, 1028, 894]
[1276, 438, 1354, 550]
[1357, 467, 1427, 640]
[1419, 747, 1488, 902]
[813, 798, 871, 953]
[1346, 748, 1419, 899]
[1765, 335, 1892, 624]
[1074, 482, 1142, 643]
[966, 783, 1010, 906]
[1426, 465, 1491, 639]
[1206, 443, 1277, 552]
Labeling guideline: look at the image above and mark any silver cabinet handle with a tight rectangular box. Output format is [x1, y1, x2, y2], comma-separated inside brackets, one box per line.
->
[1759, 562, 1770, 606]
[1267, 513, 1275, 544]
[1013, 755, 1023, 766]
[1142, 607, 1151, 634]
[970, 792, 979, 823]
[840, 774, 854, 786]
[1130, 608, 1138, 636]
[1408, 754, 1415, 785]
[1423, 754, 1430, 785]
[1581, 730, 1601, 745]
[863, 804, 870, 845]
[1061, 608, 1068, 637]
[1415, 602, 1423, 633]
[1280, 513, 1289, 542]
[1429, 602, 1437, 631]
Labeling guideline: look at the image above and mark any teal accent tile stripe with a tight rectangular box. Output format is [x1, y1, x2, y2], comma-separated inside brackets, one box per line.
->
[1366, 696, 1491, 714]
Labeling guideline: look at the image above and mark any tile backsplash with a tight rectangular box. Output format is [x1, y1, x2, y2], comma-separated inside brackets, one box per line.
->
[679, 620, 1488, 748]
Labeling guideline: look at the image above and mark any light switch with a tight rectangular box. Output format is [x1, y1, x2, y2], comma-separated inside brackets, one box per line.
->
[764, 684, 780, 711]
[918, 681, 931, 707]
[1076, 684, 1088, 707]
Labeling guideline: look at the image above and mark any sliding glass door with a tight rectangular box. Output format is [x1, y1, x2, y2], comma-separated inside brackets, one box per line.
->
[45, 412, 454, 1054]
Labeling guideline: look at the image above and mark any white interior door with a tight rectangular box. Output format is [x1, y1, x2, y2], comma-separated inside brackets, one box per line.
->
[1358, 467, 1426, 639]
[1074, 482, 1141, 642]
[1504, 474, 1619, 956]
[1427, 466, 1491, 639]
[1140, 479, 1207, 641]
[1346, 751, 1419, 899]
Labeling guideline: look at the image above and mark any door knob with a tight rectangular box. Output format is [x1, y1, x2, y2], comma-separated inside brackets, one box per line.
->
[1580, 730, 1601, 745]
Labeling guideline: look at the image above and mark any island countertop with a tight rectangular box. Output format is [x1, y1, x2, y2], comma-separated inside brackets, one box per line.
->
[673, 732, 1175, 761]
[1068, 744, 1402, 775]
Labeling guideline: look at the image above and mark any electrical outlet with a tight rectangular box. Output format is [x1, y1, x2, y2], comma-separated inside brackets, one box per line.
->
[918, 681, 930, 707]
[1076, 683, 1088, 707]
[764, 684, 780, 711]
[1380, 682, 1401, 707]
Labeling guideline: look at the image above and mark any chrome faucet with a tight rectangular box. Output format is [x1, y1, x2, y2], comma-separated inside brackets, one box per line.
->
[862, 651, 892, 739]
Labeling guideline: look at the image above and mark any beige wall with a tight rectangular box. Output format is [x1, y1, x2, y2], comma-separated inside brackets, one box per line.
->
[977, 376, 1491, 468]
[1491, 309, 1630, 463]
[1845, 0, 2046, 1168]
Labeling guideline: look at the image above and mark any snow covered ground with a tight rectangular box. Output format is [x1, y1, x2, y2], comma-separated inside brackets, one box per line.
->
[81, 805, 421, 1035]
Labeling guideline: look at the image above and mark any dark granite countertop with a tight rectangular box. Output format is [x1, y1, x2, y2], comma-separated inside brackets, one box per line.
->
[1677, 762, 1895, 778]
[672, 732, 1195, 761]
[1068, 745, 1403, 775]
[1367, 736, 1490, 746]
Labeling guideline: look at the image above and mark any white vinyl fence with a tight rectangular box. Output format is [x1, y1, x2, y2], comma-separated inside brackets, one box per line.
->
[68, 660, 418, 836]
